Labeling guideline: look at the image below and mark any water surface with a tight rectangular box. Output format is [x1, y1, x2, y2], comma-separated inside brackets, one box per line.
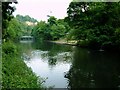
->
[20, 41, 120, 88]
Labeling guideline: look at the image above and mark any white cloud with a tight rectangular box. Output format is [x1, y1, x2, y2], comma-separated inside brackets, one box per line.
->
[12, 0, 72, 22]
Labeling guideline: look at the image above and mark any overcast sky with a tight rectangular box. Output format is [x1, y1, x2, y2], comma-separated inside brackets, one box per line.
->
[12, 0, 72, 22]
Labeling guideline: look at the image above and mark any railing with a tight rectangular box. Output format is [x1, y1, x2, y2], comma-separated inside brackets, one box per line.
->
[20, 36, 34, 41]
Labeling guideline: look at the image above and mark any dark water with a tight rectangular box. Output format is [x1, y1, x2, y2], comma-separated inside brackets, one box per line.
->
[20, 41, 120, 88]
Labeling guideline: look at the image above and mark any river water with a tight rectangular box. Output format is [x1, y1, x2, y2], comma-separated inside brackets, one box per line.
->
[20, 41, 120, 88]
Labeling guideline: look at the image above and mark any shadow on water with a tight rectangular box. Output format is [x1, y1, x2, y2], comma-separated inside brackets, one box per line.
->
[20, 40, 120, 88]
[64, 47, 120, 88]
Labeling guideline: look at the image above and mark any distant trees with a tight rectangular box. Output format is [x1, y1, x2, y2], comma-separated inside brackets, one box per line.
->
[30, 2, 120, 51]
[16, 14, 37, 23]
[2, 3, 38, 41]
[32, 16, 70, 41]
[3, 14, 37, 42]
[15, 14, 38, 35]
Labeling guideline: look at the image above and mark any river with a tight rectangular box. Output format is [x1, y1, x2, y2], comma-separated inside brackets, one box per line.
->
[19, 40, 120, 88]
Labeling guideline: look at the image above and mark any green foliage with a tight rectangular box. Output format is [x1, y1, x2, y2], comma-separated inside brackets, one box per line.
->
[48, 16, 57, 26]
[2, 41, 17, 55]
[2, 2, 16, 41]
[50, 24, 66, 40]
[66, 2, 120, 50]
[2, 2, 45, 89]
[32, 16, 70, 41]
[32, 21, 51, 40]
[6, 18, 23, 41]
[15, 14, 38, 36]
[2, 3, 33, 41]
[16, 14, 38, 23]
[2, 42, 44, 88]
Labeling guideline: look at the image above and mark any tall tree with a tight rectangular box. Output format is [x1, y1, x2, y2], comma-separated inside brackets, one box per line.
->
[66, 2, 120, 50]
[2, 2, 17, 41]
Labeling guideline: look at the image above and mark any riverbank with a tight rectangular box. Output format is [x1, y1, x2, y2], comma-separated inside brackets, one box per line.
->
[48, 39, 78, 46]
[49, 39, 120, 52]
[2, 41, 45, 89]
[48, 39, 89, 49]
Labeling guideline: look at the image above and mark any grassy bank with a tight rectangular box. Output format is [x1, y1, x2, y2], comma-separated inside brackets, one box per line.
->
[2, 41, 44, 89]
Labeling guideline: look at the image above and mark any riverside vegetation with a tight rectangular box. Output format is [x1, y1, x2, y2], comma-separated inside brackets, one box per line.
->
[2, 41, 44, 88]
[32, 2, 120, 51]
[2, 2, 45, 89]
[2, 1, 120, 89]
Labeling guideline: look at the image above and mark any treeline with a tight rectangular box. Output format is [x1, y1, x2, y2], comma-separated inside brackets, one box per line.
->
[31, 16, 70, 40]
[65, 2, 120, 50]
[2, 2, 44, 88]
[32, 2, 120, 51]
[16, 14, 38, 23]
[3, 14, 38, 42]
[15, 14, 37, 36]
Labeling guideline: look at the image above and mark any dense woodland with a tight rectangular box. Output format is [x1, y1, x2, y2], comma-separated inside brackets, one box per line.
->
[66, 2, 120, 50]
[32, 2, 120, 51]
[2, 2, 120, 51]
[2, 1, 120, 89]
[32, 17, 70, 40]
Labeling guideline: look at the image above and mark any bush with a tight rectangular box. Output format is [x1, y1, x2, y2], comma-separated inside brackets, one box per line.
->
[2, 41, 45, 89]
[2, 41, 17, 55]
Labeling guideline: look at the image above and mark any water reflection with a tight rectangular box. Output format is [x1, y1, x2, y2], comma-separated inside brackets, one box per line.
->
[20, 41, 73, 88]
[64, 47, 120, 88]
[48, 57, 57, 67]
[20, 41, 120, 88]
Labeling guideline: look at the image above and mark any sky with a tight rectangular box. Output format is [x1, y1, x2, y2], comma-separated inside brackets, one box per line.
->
[12, 0, 72, 22]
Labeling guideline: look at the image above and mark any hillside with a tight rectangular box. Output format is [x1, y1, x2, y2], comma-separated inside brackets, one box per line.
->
[16, 14, 38, 23]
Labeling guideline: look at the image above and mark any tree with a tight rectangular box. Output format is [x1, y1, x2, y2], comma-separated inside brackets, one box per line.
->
[16, 14, 38, 23]
[32, 16, 70, 41]
[6, 18, 23, 41]
[66, 2, 120, 50]
[32, 21, 52, 40]
[2, 2, 17, 41]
